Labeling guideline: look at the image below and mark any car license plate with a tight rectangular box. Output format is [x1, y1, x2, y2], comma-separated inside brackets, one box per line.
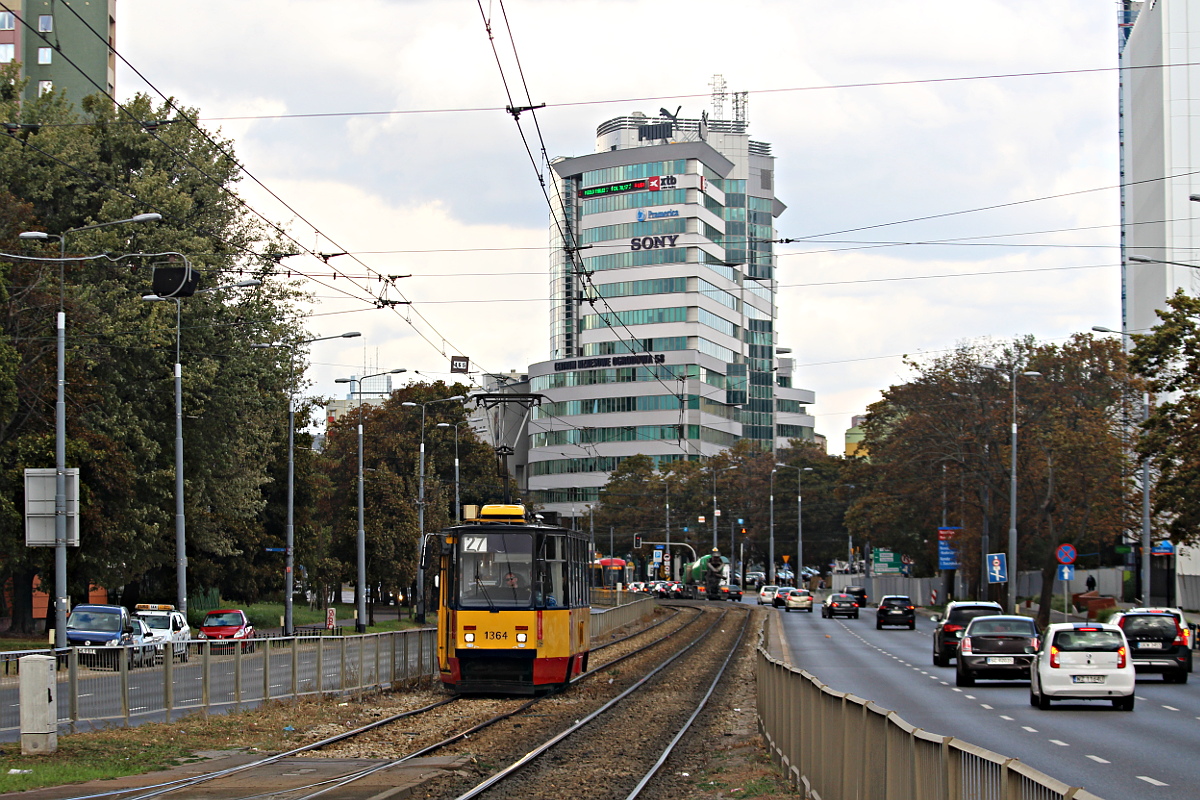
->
[1072, 675, 1105, 684]
[78, 648, 95, 655]
[1138, 641, 1163, 650]
[889, 610, 902, 614]
[986, 657, 1014, 665]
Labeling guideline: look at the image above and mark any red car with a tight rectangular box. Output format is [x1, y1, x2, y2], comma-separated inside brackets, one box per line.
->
[198, 609, 256, 653]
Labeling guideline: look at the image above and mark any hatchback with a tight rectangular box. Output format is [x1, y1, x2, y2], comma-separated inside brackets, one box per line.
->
[1115, 611, 1189, 683]
[876, 595, 915, 630]
[956, 615, 1039, 686]
[932, 601, 1002, 666]
[198, 609, 256, 653]
[758, 585, 779, 605]
[1029, 623, 1135, 710]
[1124, 606, 1193, 672]
[822, 593, 859, 619]
[784, 589, 814, 612]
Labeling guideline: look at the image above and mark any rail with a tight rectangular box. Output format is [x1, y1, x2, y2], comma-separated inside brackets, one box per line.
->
[755, 615, 1107, 800]
[0, 628, 437, 739]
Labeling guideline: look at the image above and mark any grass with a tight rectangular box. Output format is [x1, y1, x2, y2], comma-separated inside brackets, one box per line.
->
[0, 696, 379, 793]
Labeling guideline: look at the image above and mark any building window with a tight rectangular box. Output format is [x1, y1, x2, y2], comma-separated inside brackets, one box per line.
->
[0, 44, 13, 63]
[37, 80, 52, 96]
[38, 15, 53, 33]
[37, 47, 52, 65]
[0, 12, 13, 30]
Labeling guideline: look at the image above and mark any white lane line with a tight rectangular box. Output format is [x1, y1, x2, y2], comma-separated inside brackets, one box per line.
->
[1000, 715, 1014, 721]
[929, 675, 939, 680]
[1162, 705, 1179, 711]
[964, 695, 976, 700]
[1086, 755, 1110, 764]
[1022, 726, 1038, 733]
[1049, 739, 1069, 747]
[940, 681, 949, 686]
[952, 688, 963, 693]
[1137, 776, 1169, 787]
[980, 704, 993, 710]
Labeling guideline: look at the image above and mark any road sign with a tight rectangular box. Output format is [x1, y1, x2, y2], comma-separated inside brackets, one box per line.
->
[325, 608, 337, 630]
[873, 548, 904, 574]
[987, 553, 1008, 584]
[1055, 543, 1077, 565]
[652, 549, 663, 563]
[264, 547, 286, 553]
[1057, 564, 1075, 582]
[937, 528, 959, 570]
[1151, 540, 1175, 556]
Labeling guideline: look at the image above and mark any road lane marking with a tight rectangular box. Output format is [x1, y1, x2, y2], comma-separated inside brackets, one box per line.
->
[1137, 777, 1168, 786]
[1086, 755, 1110, 764]
[1050, 740, 1069, 747]
[964, 695, 976, 700]
[1162, 705, 1179, 711]
[952, 688, 963, 693]
[940, 681, 949, 685]
[1000, 715, 1014, 721]
[980, 704, 993, 709]
[1022, 726, 1038, 733]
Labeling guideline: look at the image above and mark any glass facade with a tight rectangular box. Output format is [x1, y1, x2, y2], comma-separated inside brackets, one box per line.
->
[582, 160, 687, 186]
[583, 247, 688, 274]
[582, 217, 687, 245]
[582, 306, 687, 330]
[581, 188, 687, 216]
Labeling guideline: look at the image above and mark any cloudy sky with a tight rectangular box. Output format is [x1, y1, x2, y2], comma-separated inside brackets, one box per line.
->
[119, 0, 1122, 444]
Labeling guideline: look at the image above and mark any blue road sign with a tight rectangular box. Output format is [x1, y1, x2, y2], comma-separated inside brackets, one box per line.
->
[1056, 543, 1077, 565]
[1058, 564, 1075, 582]
[1151, 540, 1175, 556]
[987, 553, 1008, 584]
[264, 547, 286, 553]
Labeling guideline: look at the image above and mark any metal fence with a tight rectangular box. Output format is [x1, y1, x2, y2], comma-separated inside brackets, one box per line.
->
[590, 595, 655, 638]
[0, 629, 437, 738]
[756, 617, 1106, 800]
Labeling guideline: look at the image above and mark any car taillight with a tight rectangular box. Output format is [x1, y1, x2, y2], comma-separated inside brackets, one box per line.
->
[852, 602, 859, 607]
[1050, 646, 1060, 668]
[943, 623, 962, 634]
[961, 637, 973, 654]
[1174, 625, 1187, 647]
[1118, 645, 1127, 669]
[907, 606, 914, 610]
[1031, 637, 1040, 651]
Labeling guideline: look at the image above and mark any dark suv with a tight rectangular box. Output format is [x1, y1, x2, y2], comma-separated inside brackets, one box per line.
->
[842, 586, 868, 608]
[1116, 611, 1190, 683]
[876, 595, 916, 630]
[932, 601, 1002, 666]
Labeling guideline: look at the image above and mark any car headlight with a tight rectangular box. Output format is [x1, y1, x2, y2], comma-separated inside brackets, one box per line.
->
[104, 640, 120, 647]
[464, 633, 475, 643]
[516, 633, 527, 643]
[197, 632, 207, 639]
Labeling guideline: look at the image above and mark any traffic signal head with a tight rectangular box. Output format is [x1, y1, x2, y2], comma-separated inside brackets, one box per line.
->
[634, 534, 643, 549]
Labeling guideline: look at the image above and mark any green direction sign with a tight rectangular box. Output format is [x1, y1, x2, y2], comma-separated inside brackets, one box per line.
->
[1115, 545, 1132, 554]
[873, 548, 904, 574]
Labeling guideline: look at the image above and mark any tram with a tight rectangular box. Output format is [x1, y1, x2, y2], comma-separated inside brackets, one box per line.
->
[590, 557, 632, 588]
[434, 504, 592, 694]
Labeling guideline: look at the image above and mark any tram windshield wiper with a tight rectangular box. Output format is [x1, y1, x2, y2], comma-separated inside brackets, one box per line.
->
[475, 576, 497, 613]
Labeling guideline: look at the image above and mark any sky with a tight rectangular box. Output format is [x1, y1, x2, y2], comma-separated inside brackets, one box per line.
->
[117, 0, 1124, 445]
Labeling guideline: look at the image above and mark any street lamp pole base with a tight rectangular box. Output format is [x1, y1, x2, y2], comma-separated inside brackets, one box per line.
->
[355, 622, 367, 634]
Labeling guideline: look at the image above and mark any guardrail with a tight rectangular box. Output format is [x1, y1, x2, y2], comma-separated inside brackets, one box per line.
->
[0, 629, 437, 739]
[590, 595, 655, 639]
[756, 616, 1107, 800]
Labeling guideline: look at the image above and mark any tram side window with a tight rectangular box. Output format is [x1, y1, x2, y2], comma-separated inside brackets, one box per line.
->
[458, 532, 534, 609]
[540, 534, 566, 608]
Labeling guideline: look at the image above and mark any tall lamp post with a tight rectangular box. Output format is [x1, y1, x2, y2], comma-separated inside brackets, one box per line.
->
[20, 213, 161, 648]
[336, 369, 407, 632]
[1093, 324, 1153, 604]
[254, 332, 361, 635]
[436, 421, 465, 524]
[710, 464, 735, 550]
[144, 268, 262, 614]
[402, 394, 466, 624]
[776, 464, 812, 584]
[981, 364, 1041, 612]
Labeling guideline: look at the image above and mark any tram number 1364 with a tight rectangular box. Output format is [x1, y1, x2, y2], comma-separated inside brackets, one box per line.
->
[484, 631, 508, 641]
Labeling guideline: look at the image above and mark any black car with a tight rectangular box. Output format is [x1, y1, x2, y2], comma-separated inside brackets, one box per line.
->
[876, 595, 916, 630]
[823, 593, 859, 619]
[932, 601, 1002, 666]
[1116, 612, 1190, 683]
[956, 615, 1039, 686]
[842, 586, 869, 608]
[717, 582, 743, 602]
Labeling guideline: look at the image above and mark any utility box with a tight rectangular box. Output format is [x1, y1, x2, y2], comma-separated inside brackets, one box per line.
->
[19, 655, 58, 754]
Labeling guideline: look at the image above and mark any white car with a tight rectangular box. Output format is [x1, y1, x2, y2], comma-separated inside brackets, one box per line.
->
[1029, 622, 1135, 711]
[758, 585, 779, 605]
[134, 603, 191, 662]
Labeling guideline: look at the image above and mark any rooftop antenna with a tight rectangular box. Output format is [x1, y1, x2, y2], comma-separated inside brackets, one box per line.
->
[710, 74, 727, 119]
[733, 91, 749, 125]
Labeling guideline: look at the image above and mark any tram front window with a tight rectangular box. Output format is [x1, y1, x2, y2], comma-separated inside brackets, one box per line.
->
[458, 532, 534, 609]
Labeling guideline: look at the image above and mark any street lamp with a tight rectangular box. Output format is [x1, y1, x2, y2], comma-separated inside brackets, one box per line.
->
[776, 464, 812, 584]
[253, 332, 361, 635]
[144, 267, 262, 614]
[336, 369, 408, 632]
[1093, 324, 1153, 604]
[436, 422, 465, 524]
[402, 395, 466, 624]
[980, 364, 1041, 612]
[20, 212, 161, 648]
[1128, 255, 1200, 269]
[710, 464, 736, 550]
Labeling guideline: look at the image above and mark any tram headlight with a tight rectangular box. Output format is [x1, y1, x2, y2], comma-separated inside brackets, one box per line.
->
[464, 633, 475, 643]
[516, 633, 527, 643]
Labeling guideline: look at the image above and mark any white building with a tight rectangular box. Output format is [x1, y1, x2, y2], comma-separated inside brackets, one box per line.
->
[525, 105, 816, 522]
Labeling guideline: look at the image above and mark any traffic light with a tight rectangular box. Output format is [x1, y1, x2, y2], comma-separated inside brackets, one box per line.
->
[740, 527, 746, 535]
[634, 534, 643, 549]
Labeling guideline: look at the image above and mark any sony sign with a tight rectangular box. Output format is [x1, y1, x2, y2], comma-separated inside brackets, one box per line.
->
[630, 234, 680, 251]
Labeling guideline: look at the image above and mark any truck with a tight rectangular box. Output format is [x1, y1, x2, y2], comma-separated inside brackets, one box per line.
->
[680, 553, 730, 600]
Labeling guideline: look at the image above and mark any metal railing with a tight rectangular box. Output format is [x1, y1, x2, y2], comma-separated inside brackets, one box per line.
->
[0, 629, 437, 738]
[590, 595, 655, 638]
[756, 616, 1107, 800]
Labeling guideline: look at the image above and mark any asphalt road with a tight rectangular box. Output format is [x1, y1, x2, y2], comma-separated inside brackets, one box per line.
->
[758, 598, 1198, 799]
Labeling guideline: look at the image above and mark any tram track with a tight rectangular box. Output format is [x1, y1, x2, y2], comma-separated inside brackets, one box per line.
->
[43, 604, 708, 800]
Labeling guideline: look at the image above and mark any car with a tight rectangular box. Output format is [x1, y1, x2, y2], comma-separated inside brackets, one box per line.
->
[1124, 606, 1193, 672]
[134, 603, 191, 663]
[955, 615, 1039, 686]
[626, 581, 645, 593]
[822, 593, 859, 619]
[784, 589, 814, 612]
[931, 601, 1002, 666]
[197, 609, 256, 653]
[1114, 611, 1190, 683]
[758, 585, 779, 605]
[65, 604, 141, 670]
[841, 586, 869, 608]
[772, 587, 791, 607]
[667, 582, 686, 599]
[1029, 622, 1135, 710]
[876, 595, 916, 629]
[717, 582, 743, 601]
